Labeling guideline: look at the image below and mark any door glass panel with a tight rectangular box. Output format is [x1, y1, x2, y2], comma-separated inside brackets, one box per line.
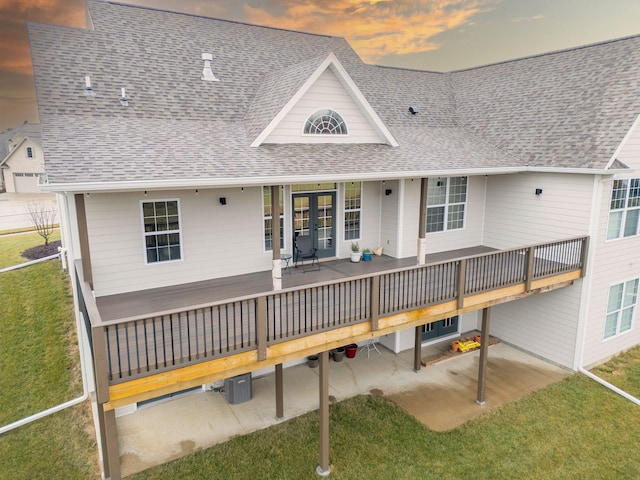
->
[293, 196, 310, 236]
[317, 194, 333, 250]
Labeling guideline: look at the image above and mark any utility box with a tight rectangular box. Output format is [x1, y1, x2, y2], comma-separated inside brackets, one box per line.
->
[224, 373, 252, 404]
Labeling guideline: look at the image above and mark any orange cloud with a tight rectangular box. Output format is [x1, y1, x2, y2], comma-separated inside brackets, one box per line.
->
[244, 0, 494, 62]
[0, 0, 85, 75]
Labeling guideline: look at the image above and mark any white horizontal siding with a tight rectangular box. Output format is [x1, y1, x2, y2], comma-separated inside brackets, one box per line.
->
[400, 179, 421, 258]
[265, 68, 384, 144]
[490, 281, 583, 369]
[379, 180, 399, 257]
[87, 188, 272, 297]
[483, 173, 592, 248]
[360, 181, 382, 252]
[581, 124, 640, 366]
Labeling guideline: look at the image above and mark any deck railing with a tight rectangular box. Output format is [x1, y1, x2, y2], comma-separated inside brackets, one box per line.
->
[77, 236, 588, 385]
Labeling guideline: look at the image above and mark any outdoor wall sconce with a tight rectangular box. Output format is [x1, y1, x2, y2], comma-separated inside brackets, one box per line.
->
[385, 189, 392, 196]
[408, 106, 418, 115]
[535, 188, 543, 196]
[219, 197, 227, 205]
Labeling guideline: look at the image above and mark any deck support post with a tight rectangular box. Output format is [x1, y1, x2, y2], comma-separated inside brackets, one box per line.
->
[75, 193, 93, 289]
[270, 186, 282, 291]
[317, 350, 331, 477]
[271, 185, 282, 291]
[275, 363, 284, 420]
[476, 307, 491, 406]
[97, 402, 121, 480]
[457, 259, 467, 309]
[413, 325, 422, 372]
[417, 178, 428, 265]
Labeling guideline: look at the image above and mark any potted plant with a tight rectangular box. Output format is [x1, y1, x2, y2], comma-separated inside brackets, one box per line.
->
[332, 347, 345, 362]
[362, 248, 372, 261]
[350, 242, 361, 263]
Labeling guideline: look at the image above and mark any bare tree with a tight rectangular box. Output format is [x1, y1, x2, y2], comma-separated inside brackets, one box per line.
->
[26, 202, 57, 246]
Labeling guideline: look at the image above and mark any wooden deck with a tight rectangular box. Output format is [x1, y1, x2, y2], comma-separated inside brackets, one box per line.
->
[76, 237, 588, 409]
[96, 246, 494, 323]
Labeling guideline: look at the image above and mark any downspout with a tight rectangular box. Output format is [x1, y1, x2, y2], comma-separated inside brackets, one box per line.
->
[578, 367, 640, 406]
[0, 194, 90, 435]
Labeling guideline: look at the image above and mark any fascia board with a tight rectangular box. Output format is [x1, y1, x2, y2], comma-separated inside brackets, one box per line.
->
[604, 113, 640, 170]
[41, 165, 628, 193]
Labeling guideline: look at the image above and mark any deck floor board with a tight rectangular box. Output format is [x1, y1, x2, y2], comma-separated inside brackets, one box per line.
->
[97, 246, 495, 322]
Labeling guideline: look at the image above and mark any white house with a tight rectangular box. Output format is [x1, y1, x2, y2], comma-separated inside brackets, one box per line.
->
[0, 123, 45, 193]
[27, 1, 640, 478]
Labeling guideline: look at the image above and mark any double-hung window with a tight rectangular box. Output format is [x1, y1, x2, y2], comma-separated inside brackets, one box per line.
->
[142, 200, 182, 263]
[607, 178, 640, 240]
[604, 279, 638, 339]
[344, 182, 361, 241]
[263, 186, 284, 251]
[426, 176, 467, 233]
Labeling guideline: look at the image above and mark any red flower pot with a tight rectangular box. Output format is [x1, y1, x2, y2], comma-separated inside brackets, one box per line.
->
[345, 344, 358, 358]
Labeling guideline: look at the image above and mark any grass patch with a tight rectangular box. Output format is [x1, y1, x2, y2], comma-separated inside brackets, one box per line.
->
[0, 259, 79, 424]
[0, 403, 99, 480]
[0, 232, 99, 479]
[132, 373, 640, 480]
[0, 230, 61, 269]
[591, 344, 640, 397]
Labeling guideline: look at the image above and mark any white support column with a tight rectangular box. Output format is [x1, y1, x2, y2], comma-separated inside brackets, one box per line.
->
[272, 259, 282, 291]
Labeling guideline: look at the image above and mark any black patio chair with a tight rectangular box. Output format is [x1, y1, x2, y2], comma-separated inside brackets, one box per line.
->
[294, 235, 320, 272]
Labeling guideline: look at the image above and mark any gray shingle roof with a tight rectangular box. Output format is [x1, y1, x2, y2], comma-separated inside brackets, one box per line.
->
[27, 0, 640, 188]
[452, 36, 640, 169]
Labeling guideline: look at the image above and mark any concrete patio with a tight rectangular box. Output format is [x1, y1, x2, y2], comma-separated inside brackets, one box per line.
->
[116, 340, 570, 477]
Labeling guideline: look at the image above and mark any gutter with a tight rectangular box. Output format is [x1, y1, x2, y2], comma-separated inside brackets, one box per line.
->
[40, 165, 631, 193]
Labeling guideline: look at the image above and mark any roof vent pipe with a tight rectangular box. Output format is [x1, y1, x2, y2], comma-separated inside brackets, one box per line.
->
[120, 87, 129, 106]
[201, 53, 220, 82]
[84, 75, 95, 96]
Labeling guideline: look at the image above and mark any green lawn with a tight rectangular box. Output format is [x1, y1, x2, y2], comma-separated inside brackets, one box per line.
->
[0, 232, 99, 479]
[128, 373, 640, 480]
[1, 232, 639, 479]
[0, 229, 61, 269]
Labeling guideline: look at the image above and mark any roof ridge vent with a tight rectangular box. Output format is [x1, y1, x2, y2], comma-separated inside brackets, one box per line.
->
[201, 53, 220, 82]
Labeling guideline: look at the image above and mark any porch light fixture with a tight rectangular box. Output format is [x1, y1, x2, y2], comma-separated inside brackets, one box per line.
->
[535, 188, 543, 196]
[219, 197, 227, 205]
[408, 106, 418, 115]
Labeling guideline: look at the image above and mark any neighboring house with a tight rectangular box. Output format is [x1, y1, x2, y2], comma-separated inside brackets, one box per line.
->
[27, 1, 640, 479]
[0, 123, 44, 193]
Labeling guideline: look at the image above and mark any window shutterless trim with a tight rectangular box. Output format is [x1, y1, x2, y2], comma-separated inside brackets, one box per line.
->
[140, 198, 184, 265]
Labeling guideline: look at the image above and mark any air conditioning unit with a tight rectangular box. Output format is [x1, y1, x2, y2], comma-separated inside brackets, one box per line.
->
[224, 373, 252, 404]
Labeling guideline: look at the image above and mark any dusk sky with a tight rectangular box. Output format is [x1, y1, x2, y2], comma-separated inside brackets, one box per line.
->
[1, 0, 639, 130]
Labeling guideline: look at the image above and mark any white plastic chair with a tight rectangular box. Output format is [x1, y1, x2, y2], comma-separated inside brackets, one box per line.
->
[359, 338, 382, 358]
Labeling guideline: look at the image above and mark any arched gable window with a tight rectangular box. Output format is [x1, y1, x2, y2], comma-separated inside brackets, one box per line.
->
[304, 109, 348, 135]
